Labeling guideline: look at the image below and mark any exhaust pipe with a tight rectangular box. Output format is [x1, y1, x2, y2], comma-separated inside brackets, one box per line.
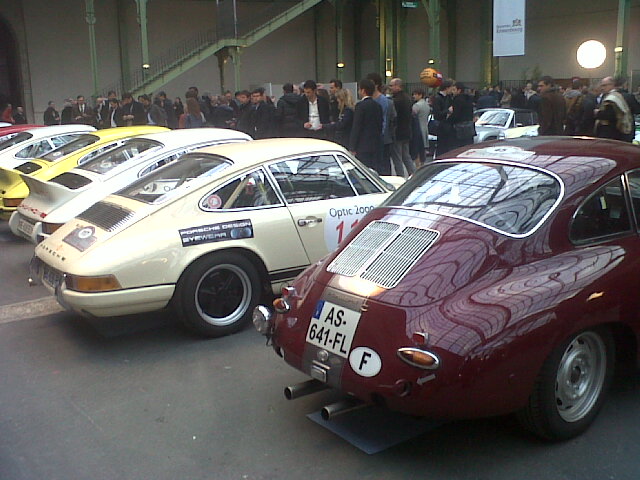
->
[321, 398, 367, 421]
[284, 379, 329, 400]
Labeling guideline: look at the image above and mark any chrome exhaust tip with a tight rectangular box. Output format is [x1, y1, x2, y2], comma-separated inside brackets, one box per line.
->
[284, 379, 329, 400]
[321, 398, 367, 421]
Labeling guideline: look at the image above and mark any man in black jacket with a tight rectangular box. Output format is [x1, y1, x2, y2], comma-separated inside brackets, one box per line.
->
[276, 83, 302, 137]
[248, 87, 276, 139]
[43, 101, 60, 125]
[349, 79, 383, 171]
[389, 78, 414, 177]
[432, 80, 454, 156]
[296, 80, 330, 138]
[120, 92, 146, 126]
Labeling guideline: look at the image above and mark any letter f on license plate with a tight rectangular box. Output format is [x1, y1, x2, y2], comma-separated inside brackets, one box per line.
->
[305, 300, 361, 358]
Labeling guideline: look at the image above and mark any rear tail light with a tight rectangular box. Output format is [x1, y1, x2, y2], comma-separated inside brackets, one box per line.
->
[397, 347, 440, 370]
[42, 223, 64, 235]
[3, 198, 24, 208]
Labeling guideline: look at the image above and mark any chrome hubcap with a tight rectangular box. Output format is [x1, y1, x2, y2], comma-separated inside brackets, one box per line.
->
[555, 331, 606, 423]
[195, 264, 251, 326]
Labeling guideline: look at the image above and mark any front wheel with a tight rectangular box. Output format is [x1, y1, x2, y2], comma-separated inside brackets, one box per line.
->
[517, 327, 614, 441]
[175, 252, 261, 337]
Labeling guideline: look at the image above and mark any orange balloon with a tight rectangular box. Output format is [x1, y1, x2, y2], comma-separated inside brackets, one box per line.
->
[420, 68, 442, 87]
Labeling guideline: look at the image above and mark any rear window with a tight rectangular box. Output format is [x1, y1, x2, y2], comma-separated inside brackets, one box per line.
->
[117, 152, 232, 204]
[476, 111, 510, 128]
[0, 132, 32, 151]
[78, 139, 162, 174]
[41, 134, 100, 162]
[383, 161, 562, 236]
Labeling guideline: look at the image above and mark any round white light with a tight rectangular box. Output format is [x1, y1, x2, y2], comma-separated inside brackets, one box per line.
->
[577, 40, 606, 69]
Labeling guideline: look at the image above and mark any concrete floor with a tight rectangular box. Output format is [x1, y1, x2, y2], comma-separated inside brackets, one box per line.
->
[2, 223, 640, 480]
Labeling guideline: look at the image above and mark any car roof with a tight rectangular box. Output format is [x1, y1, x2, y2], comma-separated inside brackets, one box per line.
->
[475, 108, 535, 114]
[448, 136, 640, 188]
[129, 127, 251, 148]
[192, 138, 349, 170]
[83, 126, 167, 141]
[24, 124, 96, 138]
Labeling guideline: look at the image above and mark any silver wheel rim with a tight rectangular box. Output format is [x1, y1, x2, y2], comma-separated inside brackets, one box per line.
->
[194, 263, 251, 327]
[555, 331, 607, 423]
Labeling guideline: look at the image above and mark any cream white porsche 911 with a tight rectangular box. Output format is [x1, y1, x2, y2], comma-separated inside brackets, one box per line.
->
[31, 138, 404, 337]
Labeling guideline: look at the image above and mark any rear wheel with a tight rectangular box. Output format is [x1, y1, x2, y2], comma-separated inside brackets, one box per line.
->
[176, 252, 261, 337]
[517, 327, 614, 440]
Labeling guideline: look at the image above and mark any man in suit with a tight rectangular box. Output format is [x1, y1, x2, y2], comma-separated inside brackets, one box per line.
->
[71, 95, 95, 126]
[43, 101, 60, 125]
[296, 79, 330, 138]
[120, 92, 146, 126]
[107, 98, 123, 127]
[349, 78, 383, 171]
[248, 87, 276, 139]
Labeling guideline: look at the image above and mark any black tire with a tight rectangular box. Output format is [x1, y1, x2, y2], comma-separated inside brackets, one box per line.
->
[175, 252, 261, 337]
[517, 327, 614, 441]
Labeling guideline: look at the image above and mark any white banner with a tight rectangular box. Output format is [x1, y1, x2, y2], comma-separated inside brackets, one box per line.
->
[493, 0, 525, 56]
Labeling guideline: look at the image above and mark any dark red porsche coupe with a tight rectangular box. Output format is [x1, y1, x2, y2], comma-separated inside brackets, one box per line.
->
[254, 137, 640, 440]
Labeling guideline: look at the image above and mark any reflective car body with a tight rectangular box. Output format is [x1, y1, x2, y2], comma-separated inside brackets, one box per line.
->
[474, 108, 539, 143]
[0, 124, 96, 169]
[10, 128, 251, 243]
[0, 126, 166, 219]
[31, 138, 404, 337]
[259, 137, 640, 440]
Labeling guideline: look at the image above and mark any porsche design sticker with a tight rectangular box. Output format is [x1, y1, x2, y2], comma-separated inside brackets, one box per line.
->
[63, 225, 97, 252]
[179, 219, 253, 247]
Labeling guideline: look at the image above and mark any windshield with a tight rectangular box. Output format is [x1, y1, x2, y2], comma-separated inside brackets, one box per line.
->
[383, 161, 561, 235]
[117, 152, 232, 204]
[0, 132, 33, 151]
[41, 134, 99, 162]
[78, 139, 162, 174]
[476, 111, 510, 128]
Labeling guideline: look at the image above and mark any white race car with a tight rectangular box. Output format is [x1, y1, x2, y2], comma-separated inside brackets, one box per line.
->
[0, 124, 96, 168]
[10, 128, 251, 243]
[32, 138, 404, 337]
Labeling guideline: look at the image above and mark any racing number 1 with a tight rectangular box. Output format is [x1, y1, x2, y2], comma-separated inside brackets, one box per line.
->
[335, 219, 359, 244]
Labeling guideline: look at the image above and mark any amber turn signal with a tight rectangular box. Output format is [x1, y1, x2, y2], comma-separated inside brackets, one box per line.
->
[397, 347, 440, 370]
[3, 198, 24, 208]
[42, 223, 64, 235]
[273, 297, 291, 314]
[65, 274, 122, 292]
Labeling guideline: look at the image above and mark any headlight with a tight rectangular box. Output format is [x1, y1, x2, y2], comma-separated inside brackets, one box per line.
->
[65, 274, 122, 292]
[3, 198, 24, 208]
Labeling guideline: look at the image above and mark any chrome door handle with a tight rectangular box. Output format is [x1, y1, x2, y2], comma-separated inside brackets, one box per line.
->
[298, 217, 323, 227]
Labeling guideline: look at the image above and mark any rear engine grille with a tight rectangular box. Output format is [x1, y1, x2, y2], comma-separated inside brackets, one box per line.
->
[327, 221, 439, 289]
[51, 172, 92, 190]
[15, 162, 42, 174]
[77, 201, 134, 232]
[361, 227, 439, 288]
[327, 221, 399, 276]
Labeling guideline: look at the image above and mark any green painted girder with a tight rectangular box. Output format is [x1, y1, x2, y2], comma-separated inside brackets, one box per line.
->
[131, 0, 323, 96]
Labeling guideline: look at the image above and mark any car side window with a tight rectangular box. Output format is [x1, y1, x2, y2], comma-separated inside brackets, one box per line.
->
[268, 155, 356, 204]
[200, 169, 280, 211]
[51, 134, 78, 147]
[626, 170, 640, 227]
[139, 154, 180, 177]
[15, 140, 50, 158]
[514, 112, 531, 127]
[336, 154, 383, 195]
[78, 141, 124, 165]
[570, 177, 631, 243]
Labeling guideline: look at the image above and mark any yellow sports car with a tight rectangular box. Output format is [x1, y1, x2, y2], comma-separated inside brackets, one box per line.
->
[0, 126, 166, 220]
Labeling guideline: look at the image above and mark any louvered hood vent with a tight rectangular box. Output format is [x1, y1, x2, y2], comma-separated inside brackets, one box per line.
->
[327, 221, 440, 289]
[77, 201, 134, 232]
[15, 162, 42, 174]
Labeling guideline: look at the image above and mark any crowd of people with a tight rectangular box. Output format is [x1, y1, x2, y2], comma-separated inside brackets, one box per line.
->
[3, 72, 637, 179]
[1, 104, 28, 124]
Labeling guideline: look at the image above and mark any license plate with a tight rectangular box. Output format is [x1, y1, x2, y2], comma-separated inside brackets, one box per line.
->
[42, 264, 64, 289]
[305, 300, 361, 358]
[18, 218, 34, 236]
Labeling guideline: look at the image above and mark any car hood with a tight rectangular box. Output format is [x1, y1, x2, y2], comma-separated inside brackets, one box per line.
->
[313, 206, 502, 308]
